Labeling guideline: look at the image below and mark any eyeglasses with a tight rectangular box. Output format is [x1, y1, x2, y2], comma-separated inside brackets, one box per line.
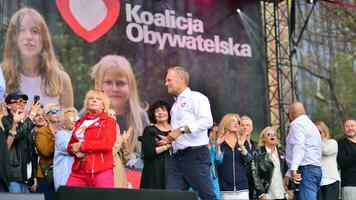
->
[266, 131, 277, 137]
[47, 109, 61, 114]
[68, 116, 80, 122]
[11, 99, 27, 105]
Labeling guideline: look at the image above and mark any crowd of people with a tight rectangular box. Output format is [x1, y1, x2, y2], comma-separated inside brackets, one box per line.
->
[0, 6, 355, 200]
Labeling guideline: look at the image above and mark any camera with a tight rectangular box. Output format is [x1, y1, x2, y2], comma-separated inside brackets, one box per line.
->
[34, 95, 40, 104]
[27, 177, 36, 187]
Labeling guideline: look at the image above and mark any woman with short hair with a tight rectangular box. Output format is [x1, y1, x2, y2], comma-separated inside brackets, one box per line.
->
[140, 100, 172, 189]
[66, 89, 116, 187]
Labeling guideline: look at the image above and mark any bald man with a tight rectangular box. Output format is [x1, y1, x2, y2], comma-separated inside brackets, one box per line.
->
[285, 102, 322, 200]
[337, 118, 356, 200]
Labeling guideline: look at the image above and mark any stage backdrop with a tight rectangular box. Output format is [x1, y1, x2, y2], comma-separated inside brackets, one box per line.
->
[2, 0, 268, 130]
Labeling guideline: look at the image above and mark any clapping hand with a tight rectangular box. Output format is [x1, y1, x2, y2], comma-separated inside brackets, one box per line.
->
[122, 126, 132, 143]
[238, 132, 248, 147]
[216, 133, 225, 146]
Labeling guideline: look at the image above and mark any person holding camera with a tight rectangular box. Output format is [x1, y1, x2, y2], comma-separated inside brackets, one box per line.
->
[2, 92, 41, 193]
[35, 103, 61, 200]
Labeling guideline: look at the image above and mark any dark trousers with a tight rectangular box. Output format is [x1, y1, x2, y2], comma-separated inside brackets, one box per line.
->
[37, 178, 55, 200]
[0, 182, 7, 192]
[317, 181, 339, 200]
[166, 145, 217, 200]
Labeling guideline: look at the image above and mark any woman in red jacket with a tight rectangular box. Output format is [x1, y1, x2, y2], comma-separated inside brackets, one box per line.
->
[66, 89, 116, 187]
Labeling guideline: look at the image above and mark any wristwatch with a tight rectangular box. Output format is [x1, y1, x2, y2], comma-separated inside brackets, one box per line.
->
[180, 127, 185, 134]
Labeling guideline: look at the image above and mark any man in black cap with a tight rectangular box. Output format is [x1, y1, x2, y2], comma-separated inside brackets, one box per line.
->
[2, 91, 41, 193]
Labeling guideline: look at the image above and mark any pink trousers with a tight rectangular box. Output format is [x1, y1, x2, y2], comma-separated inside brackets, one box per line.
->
[66, 168, 114, 188]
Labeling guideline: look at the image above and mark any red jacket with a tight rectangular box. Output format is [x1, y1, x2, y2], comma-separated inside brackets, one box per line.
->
[67, 112, 116, 174]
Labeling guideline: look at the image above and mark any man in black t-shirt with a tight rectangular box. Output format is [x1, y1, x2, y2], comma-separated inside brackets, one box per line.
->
[337, 118, 356, 200]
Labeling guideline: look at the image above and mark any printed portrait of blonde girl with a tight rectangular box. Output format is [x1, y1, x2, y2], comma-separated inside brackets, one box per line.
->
[1, 7, 73, 110]
[91, 55, 149, 169]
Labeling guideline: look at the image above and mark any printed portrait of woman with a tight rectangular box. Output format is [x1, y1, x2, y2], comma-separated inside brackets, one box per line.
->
[1, 7, 73, 110]
[91, 55, 149, 169]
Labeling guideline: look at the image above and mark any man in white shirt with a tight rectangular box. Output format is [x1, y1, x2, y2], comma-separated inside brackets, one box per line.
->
[161, 66, 216, 200]
[285, 102, 322, 200]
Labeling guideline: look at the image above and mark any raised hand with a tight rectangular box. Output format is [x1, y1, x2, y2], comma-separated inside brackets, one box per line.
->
[30, 101, 42, 114]
[238, 132, 248, 147]
[216, 133, 225, 146]
[123, 126, 132, 143]
[13, 109, 25, 123]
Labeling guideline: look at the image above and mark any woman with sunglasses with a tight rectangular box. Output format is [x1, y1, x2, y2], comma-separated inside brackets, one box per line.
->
[66, 89, 116, 188]
[53, 108, 79, 190]
[217, 113, 252, 199]
[35, 103, 61, 200]
[250, 127, 294, 200]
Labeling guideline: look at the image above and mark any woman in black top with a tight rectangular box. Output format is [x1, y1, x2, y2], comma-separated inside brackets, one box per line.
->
[140, 100, 172, 189]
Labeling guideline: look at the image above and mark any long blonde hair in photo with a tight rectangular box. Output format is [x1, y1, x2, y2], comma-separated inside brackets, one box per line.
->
[2, 7, 64, 97]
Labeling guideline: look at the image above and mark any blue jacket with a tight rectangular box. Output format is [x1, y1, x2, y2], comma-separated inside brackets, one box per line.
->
[210, 143, 223, 199]
[53, 129, 73, 190]
[217, 141, 251, 191]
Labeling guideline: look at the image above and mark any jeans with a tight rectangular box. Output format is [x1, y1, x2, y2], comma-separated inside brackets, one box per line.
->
[37, 178, 55, 200]
[8, 181, 29, 193]
[295, 166, 322, 200]
[166, 146, 217, 200]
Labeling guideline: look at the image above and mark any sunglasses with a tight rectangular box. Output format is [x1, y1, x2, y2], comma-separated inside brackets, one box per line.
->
[266, 131, 277, 137]
[68, 116, 80, 122]
[11, 99, 27, 105]
[229, 118, 240, 124]
[47, 109, 61, 115]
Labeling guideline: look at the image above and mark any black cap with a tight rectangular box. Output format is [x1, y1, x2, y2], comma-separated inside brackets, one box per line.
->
[5, 91, 29, 104]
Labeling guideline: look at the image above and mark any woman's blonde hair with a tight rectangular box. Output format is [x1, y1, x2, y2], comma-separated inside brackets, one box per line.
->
[258, 126, 281, 147]
[83, 89, 110, 112]
[1, 7, 64, 97]
[218, 113, 240, 137]
[91, 55, 147, 154]
[315, 121, 330, 140]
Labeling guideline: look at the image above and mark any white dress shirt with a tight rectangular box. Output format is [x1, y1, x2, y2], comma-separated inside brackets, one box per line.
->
[170, 87, 213, 152]
[286, 115, 322, 175]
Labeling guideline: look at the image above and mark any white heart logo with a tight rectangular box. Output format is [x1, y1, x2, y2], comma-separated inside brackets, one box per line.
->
[69, 0, 107, 31]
